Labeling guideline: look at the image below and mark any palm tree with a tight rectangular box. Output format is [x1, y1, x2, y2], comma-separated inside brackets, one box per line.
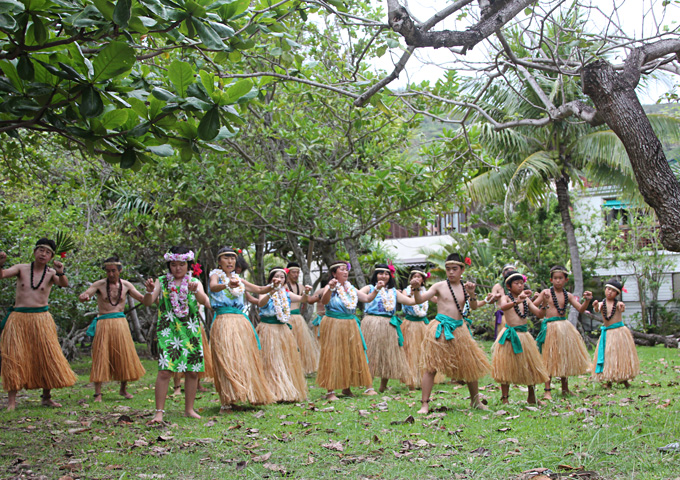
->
[458, 13, 680, 325]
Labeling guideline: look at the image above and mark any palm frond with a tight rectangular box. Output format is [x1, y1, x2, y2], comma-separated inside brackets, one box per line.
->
[504, 150, 561, 216]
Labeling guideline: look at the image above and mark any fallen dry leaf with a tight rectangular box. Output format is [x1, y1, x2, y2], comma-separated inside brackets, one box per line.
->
[252, 452, 272, 463]
[263, 462, 287, 474]
[322, 441, 344, 452]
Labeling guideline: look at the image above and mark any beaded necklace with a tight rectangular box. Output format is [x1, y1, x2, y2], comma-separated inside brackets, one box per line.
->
[550, 286, 568, 316]
[601, 298, 618, 321]
[107, 278, 123, 306]
[30, 262, 47, 290]
[446, 279, 469, 316]
[508, 291, 528, 319]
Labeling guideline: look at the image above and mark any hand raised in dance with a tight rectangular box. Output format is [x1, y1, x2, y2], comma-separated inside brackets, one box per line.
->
[78, 292, 91, 302]
[617, 302, 626, 312]
[375, 280, 386, 290]
[304, 285, 312, 294]
[188, 281, 198, 292]
[464, 281, 476, 294]
[583, 290, 593, 301]
[409, 277, 421, 290]
[144, 278, 155, 293]
[53, 260, 64, 273]
[327, 278, 338, 289]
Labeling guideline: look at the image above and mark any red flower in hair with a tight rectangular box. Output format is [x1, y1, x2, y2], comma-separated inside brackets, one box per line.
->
[464, 257, 472, 266]
[426, 273, 431, 278]
[59, 252, 67, 258]
[388, 264, 396, 275]
[285, 268, 289, 274]
[192, 263, 203, 276]
[622, 287, 628, 293]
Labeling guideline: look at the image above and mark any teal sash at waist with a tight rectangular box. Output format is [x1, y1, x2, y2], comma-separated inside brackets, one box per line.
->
[595, 321, 625, 373]
[260, 315, 292, 330]
[1, 305, 50, 333]
[498, 323, 528, 354]
[86, 311, 126, 337]
[535, 316, 566, 353]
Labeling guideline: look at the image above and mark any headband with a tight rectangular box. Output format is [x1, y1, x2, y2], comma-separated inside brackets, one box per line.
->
[270, 267, 287, 275]
[287, 266, 300, 272]
[505, 272, 525, 285]
[445, 260, 465, 267]
[217, 251, 238, 259]
[164, 251, 194, 262]
[550, 266, 570, 274]
[34, 244, 55, 254]
[374, 267, 391, 273]
[330, 261, 350, 271]
[103, 262, 122, 266]
[502, 265, 516, 273]
[409, 270, 430, 280]
[604, 283, 621, 294]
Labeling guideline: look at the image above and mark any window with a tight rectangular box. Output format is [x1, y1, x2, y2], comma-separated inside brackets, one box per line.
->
[602, 199, 629, 226]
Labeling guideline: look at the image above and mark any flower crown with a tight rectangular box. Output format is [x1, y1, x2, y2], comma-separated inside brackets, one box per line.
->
[164, 251, 195, 262]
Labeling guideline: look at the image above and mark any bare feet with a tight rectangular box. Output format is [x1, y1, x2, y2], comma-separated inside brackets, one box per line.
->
[326, 393, 339, 401]
[341, 388, 355, 397]
[470, 395, 488, 411]
[7, 402, 16, 411]
[501, 396, 510, 405]
[94, 393, 103, 403]
[561, 389, 574, 397]
[543, 388, 552, 400]
[147, 410, 164, 424]
[417, 400, 429, 414]
[364, 388, 378, 396]
[219, 405, 232, 414]
[603, 382, 612, 389]
[622, 381, 631, 389]
[527, 386, 537, 405]
[184, 409, 201, 419]
[378, 378, 389, 393]
[41, 397, 62, 408]
[197, 384, 209, 393]
[172, 386, 181, 396]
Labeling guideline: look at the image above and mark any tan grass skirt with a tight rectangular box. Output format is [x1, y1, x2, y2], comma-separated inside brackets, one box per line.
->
[420, 320, 491, 382]
[317, 315, 372, 390]
[542, 319, 590, 377]
[362, 315, 409, 380]
[492, 329, 549, 385]
[210, 313, 274, 406]
[1, 311, 77, 391]
[256, 322, 308, 402]
[199, 326, 214, 380]
[90, 316, 145, 383]
[290, 314, 320, 374]
[591, 326, 640, 383]
[401, 319, 444, 388]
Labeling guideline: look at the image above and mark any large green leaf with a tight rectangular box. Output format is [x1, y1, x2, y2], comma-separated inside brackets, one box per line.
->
[113, 0, 131, 27]
[191, 18, 226, 50]
[79, 85, 104, 117]
[92, 42, 135, 83]
[168, 60, 194, 97]
[100, 109, 129, 129]
[197, 107, 220, 140]
[224, 79, 253, 104]
[120, 148, 137, 168]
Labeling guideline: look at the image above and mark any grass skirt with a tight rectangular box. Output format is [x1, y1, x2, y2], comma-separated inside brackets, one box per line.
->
[401, 320, 444, 388]
[90, 316, 145, 383]
[256, 323, 308, 402]
[210, 313, 274, 406]
[591, 326, 640, 383]
[1, 311, 77, 391]
[199, 326, 214, 380]
[362, 315, 409, 380]
[491, 329, 549, 385]
[317, 315, 372, 390]
[542, 319, 590, 377]
[289, 314, 319, 374]
[420, 319, 491, 382]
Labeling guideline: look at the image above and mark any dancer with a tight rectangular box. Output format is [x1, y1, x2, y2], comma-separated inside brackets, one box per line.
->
[317, 260, 382, 400]
[359, 263, 415, 393]
[591, 279, 639, 388]
[400, 268, 443, 389]
[208, 247, 274, 412]
[534, 265, 592, 399]
[490, 264, 516, 339]
[0, 239, 77, 410]
[412, 253, 495, 413]
[256, 267, 311, 402]
[78, 255, 146, 402]
[286, 262, 320, 374]
[492, 271, 548, 404]
[143, 247, 208, 423]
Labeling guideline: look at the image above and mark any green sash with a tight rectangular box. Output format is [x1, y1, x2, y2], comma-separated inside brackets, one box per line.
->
[405, 314, 429, 324]
[369, 313, 404, 347]
[434, 313, 472, 341]
[290, 309, 301, 315]
[214, 306, 261, 350]
[312, 314, 322, 337]
[498, 324, 528, 354]
[260, 315, 293, 330]
[1, 306, 49, 334]
[595, 321, 625, 373]
[86, 311, 126, 337]
[324, 311, 368, 361]
[535, 316, 566, 353]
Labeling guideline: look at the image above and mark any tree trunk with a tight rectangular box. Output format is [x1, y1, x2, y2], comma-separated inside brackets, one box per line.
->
[582, 59, 680, 252]
[287, 232, 313, 321]
[631, 330, 678, 348]
[127, 296, 145, 343]
[555, 171, 585, 327]
[344, 237, 366, 288]
[255, 230, 266, 286]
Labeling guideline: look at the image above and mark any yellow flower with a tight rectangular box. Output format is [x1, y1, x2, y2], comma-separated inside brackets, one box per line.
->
[185, 340, 194, 351]
[174, 321, 182, 332]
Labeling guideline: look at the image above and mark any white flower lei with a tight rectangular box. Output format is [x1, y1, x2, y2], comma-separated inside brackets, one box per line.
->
[332, 281, 358, 310]
[404, 285, 428, 317]
[210, 268, 245, 298]
[166, 273, 191, 317]
[378, 287, 396, 313]
[270, 284, 291, 323]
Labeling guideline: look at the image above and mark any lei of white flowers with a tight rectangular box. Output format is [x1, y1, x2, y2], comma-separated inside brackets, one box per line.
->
[166, 273, 191, 317]
[270, 283, 291, 323]
[331, 281, 358, 310]
[210, 268, 245, 298]
[378, 287, 396, 313]
[405, 285, 428, 317]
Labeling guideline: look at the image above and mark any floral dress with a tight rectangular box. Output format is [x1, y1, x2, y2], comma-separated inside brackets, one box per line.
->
[156, 276, 204, 373]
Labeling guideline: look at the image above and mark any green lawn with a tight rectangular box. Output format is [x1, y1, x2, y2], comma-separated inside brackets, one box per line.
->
[1, 343, 679, 479]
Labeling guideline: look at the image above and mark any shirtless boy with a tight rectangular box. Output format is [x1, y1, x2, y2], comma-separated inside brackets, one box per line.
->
[0, 238, 77, 410]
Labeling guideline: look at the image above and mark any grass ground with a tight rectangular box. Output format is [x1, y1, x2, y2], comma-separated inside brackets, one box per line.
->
[0, 343, 679, 480]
